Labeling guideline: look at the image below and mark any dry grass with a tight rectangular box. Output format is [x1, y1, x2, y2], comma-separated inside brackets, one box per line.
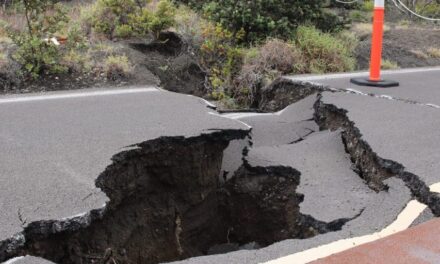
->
[257, 39, 303, 74]
[174, 5, 205, 48]
[352, 23, 390, 37]
[427, 47, 440, 58]
[410, 49, 429, 59]
[0, 9, 26, 32]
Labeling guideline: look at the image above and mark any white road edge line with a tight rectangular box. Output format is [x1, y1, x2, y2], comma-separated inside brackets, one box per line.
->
[2, 256, 24, 264]
[285, 66, 440, 82]
[262, 183, 440, 264]
[208, 112, 252, 129]
[0, 88, 159, 104]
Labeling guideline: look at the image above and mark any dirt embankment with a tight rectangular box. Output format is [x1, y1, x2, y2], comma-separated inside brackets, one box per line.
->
[356, 26, 440, 70]
[0, 31, 206, 96]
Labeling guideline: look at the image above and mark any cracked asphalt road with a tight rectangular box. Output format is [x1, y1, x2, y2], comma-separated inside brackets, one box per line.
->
[0, 87, 249, 263]
[2, 67, 440, 264]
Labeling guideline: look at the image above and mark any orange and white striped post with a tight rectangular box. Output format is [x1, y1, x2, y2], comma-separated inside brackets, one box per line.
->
[351, 0, 399, 87]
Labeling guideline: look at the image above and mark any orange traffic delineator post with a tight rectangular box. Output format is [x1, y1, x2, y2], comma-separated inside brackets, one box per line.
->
[351, 0, 399, 88]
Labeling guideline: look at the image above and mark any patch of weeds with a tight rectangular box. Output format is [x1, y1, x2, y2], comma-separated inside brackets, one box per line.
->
[427, 48, 440, 58]
[61, 50, 93, 73]
[381, 59, 399, 70]
[349, 10, 369, 23]
[103, 55, 133, 81]
[361, 0, 374, 12]
[174, 4, 205, 49]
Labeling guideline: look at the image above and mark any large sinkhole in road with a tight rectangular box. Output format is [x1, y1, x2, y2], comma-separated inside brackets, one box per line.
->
[21, 133, 348, 264]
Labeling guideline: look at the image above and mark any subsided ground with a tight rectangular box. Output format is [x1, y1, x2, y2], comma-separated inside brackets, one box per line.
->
[1, 67, 440, 264]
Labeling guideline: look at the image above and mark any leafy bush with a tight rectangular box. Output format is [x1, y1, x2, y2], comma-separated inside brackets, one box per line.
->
[104, 55, 133, 80]
[199, 25, 358, 108]
[114, 24, 134, 38]
[178, 0, 343, 42]
[89, 0, 137, 38]
[294, 26, 356, 73]
[8, 1, 70, 78]
[198, 22, 244, 100]
[416, 1, 440, 17]
[88, 0, 176, 39]
[361, 0, 374, 12]
[148, 0, 176, 37]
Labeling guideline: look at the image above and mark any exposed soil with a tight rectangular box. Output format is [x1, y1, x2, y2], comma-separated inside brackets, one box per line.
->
[127, 31, 207, 97]
[0, 31, 207, 96]
[356, 26, 440, 70]
[258, 77, 326, 112]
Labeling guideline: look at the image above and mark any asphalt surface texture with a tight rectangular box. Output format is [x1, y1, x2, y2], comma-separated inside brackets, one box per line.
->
[2, 67, 440, 264]
[286, 67, 440, 107]
[247, 131, 375, 222]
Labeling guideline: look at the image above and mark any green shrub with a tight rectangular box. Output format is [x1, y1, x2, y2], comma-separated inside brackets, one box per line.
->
[294, 26, 356, 73]
[199, 23, 244, 99]
[416, 2, 440, 17]
[148, 0, 176, 37]
[129, 8, 153, 36]
[114, 24, 134, 38]
[361, 0, 374, 12]
[8, 1, 70, 78]
[88, 0, 175, 39]
[181, 0, 343, 42]
[11, 34, 68, 78]
[90, 0, 137, 37]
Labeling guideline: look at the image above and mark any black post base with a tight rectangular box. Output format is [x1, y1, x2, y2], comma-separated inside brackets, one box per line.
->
[350, 78, 399, 88]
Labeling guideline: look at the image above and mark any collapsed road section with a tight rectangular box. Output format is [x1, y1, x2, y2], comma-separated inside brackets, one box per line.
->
[0, 88, 251, 263]
[0, 88, 353, 264]
[2, 69, 440, 264]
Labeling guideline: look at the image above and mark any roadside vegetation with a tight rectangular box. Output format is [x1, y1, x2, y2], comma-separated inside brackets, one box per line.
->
[1, 0, 440, 108]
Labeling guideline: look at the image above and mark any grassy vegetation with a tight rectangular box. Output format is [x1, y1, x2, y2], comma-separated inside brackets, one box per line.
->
[104, 55, 133, 80]
[6, 0, 438, 109]
[0, 0, 361, 106]
[0, 0, 176, 85]
[381, 59, 400, 70]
